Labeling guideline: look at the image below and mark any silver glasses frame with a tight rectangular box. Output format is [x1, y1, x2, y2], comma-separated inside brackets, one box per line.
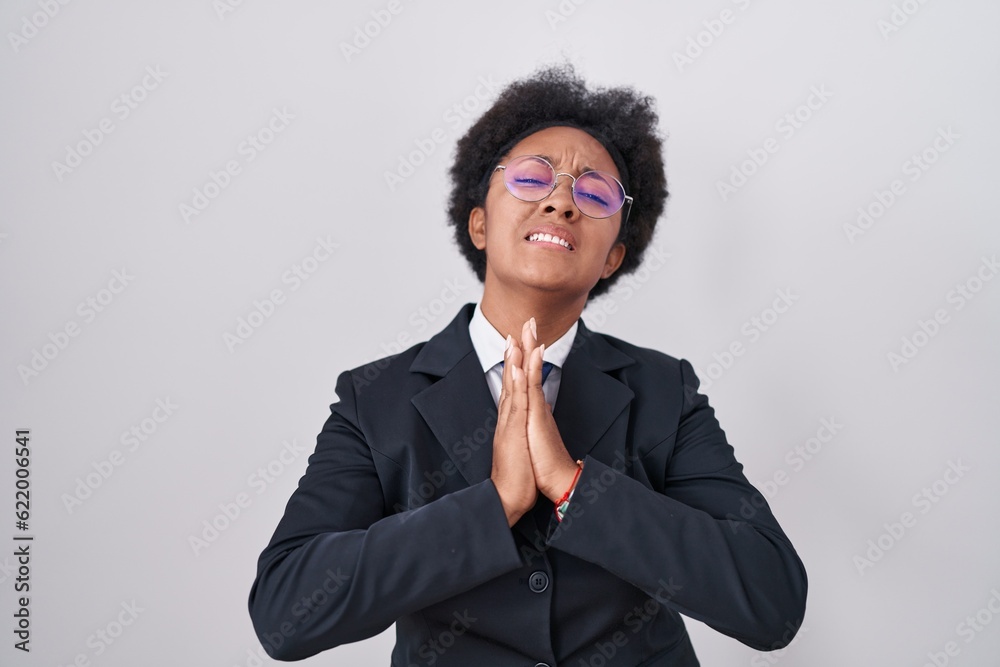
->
[493, 155, 633, 227]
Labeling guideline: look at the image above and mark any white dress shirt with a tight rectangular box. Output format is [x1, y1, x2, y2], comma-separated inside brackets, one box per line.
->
[468, 301, 578, 410]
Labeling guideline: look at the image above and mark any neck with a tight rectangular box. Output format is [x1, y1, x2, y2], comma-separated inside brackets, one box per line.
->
[479, 281, 586, 348]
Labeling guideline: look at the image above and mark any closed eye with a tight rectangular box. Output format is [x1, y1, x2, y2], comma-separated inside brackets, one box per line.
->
[577, 191, 610, 207]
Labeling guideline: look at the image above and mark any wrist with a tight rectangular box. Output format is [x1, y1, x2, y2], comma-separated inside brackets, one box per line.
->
[541, 462, 572, 503]
[497, 494, 525, 528]
[549, 459, 584, 507]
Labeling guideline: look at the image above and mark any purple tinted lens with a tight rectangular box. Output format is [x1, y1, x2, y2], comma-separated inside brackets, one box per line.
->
[574, 171, 625, 218]
[504, 156, 555, 200]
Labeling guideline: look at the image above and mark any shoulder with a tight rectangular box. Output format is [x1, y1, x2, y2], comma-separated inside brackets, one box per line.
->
[587, 326, 689, 371]
[580, 325, 701, 394]
[336, 339, 432, 401]
[603, 332, 681, 366]
[331, 302, 478, 405]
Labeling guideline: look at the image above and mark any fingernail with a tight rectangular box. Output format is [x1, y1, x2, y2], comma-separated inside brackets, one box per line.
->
[505, 334, 512, 356]
[539, 342, 545, 358]
[529, 317, 537, 339]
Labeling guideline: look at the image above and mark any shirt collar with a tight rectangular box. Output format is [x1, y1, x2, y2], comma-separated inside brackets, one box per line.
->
[468, 301, 578, 372]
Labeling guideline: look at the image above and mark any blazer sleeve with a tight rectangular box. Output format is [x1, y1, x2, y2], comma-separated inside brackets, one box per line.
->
[543, 358, 808, 652]
[247, 369, 524, 661]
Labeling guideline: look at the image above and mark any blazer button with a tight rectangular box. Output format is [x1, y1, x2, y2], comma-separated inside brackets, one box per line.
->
[528, 570, 549, 593]
[534, 663, 551, 667]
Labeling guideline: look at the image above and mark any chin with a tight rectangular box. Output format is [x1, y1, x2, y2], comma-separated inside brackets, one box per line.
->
[520, 276, 587, 298]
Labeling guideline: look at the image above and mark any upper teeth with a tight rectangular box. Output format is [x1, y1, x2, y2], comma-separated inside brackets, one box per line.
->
[528, 232, 572, 249]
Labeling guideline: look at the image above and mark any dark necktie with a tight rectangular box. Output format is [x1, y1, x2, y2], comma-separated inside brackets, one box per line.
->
[499, 360, 555, 383]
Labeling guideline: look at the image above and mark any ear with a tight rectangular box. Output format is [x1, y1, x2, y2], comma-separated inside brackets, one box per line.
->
[468, 206, 487, 250]
[601, 242, 626, 279]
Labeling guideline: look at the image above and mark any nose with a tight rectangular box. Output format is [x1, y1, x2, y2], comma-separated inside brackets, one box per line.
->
[543, 173, 580, 221]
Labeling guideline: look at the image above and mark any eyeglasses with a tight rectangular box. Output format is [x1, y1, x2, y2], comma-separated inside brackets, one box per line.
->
[493, 155, 633, 225]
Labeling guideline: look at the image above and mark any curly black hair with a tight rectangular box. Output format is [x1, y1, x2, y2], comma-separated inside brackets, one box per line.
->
[447, 63, 668, 300]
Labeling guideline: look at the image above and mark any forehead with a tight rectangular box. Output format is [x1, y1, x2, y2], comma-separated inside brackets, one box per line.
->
[504, 126, 620, 178]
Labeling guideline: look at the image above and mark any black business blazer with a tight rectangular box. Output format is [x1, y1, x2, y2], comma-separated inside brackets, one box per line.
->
[248, 302, 807, 666]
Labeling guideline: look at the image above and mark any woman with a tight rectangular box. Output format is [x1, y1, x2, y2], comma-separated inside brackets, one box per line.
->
[248, 64, 807, 666]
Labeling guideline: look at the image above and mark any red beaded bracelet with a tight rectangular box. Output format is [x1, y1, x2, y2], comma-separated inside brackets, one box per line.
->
[554, 460, 584, 522]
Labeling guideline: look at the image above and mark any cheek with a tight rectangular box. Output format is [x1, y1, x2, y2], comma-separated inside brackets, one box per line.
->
[586, 226, 621, 257]
[485, 199, 528, 237]
[482, 210, 516, 258]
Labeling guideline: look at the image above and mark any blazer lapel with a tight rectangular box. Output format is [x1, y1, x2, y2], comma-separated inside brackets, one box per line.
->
[410, 304, 498, 489]
[552, 320, 636, 463]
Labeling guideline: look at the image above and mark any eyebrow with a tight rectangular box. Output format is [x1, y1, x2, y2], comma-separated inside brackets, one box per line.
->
[537, 154, 596, 174]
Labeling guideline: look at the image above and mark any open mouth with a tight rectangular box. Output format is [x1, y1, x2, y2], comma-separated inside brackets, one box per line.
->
[525, 232, 574, 251]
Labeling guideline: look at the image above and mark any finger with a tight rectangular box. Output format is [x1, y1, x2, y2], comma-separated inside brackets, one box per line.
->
[509, 361, 529, 436]
[520, 317, 537, 351]
[520, 318, 537, 374]
[508, 335, 523, 376]
[502, 338, 525, 424]
[504, 333, 515, 375]
[498, 334, 513, 418]
[526, 341, 544, 396]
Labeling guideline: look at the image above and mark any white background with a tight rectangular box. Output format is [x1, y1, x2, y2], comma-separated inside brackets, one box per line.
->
[2, 1, 999, 665]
